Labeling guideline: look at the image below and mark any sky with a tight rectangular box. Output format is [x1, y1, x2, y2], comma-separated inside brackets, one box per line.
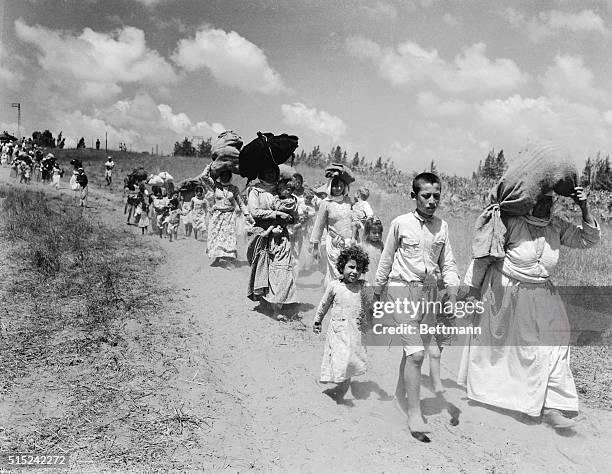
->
[1, 0, 612, 176]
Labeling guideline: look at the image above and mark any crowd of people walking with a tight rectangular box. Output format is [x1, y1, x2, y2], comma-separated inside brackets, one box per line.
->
[3, 132, 601, 444]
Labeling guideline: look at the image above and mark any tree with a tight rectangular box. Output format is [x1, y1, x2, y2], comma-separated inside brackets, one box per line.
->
[429, 160, 438, 174]
[197, 137, 212, 159]
[295, 149, 307, 164]
[593, 153, 612, 191]
[495, 150, 507, 178]
[341, 151, 348, 165]
[76, 137, 86, 149]
[351, 152, 360, 167]
[174, 137, 196, 157]
[375, 156, 383, 169]
[32, 130, 56, 148]
[581, 157, 593, 186]
[332, 145, 343, 164]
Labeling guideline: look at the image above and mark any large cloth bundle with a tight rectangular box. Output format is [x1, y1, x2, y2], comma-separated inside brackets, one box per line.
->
[177, 177, 201, 201]
[211, 130, 242, 177]
[472, 142, 578, 259]
[128, 167, 148, 182]
[239, 132, 299, 180]
[210, 152, 240, 178]
[212, 130, 243, 158]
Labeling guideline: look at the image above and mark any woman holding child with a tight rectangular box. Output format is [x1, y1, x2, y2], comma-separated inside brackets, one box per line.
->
[247, 165, 298, 320]
[459, 143, 600, 430]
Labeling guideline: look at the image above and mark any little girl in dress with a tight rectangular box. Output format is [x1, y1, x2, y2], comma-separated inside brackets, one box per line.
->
[137, 200, 150, 235]
[313, 245, 371, 405]
[360, 217, 384, 286]
[190, 186, 209, 241]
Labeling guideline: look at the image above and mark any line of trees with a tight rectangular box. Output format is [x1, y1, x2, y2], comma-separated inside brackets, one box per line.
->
[168, 136, 612, 194]
[173, 137, 212, 159]
[31, 130, 65, 149]
[581, 153, 612, 191]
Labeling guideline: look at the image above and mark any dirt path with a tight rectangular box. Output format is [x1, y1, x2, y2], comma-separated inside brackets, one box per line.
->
[4, 170, 612, 472]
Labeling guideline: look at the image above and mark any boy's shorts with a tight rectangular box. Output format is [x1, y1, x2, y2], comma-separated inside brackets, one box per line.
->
[385, 280, 452, 356]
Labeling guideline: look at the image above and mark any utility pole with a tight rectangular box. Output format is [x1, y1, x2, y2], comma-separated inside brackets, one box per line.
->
[156, 144, 158, 156]
[11, 103, 20, 139]
[105, 131, 108, 151]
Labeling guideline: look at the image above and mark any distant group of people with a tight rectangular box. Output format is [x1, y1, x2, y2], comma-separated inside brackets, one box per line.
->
[2, 139, 62, 187]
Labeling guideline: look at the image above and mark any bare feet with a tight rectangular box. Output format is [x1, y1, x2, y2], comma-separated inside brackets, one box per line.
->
[542, 408, 576, 430]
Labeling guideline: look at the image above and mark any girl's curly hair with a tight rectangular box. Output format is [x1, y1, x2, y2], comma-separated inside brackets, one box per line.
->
[336, 244, 370, 276]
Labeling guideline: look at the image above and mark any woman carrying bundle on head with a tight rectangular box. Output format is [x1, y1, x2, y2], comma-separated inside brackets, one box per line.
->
[199, 161, 249, 268]
[246, 164, 298, 320]
[309, 164, 357, 286]
[458, 142, 600, 430]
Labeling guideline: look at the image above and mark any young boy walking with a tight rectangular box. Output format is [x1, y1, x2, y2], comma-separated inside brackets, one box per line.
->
[374, 172, 459, 443]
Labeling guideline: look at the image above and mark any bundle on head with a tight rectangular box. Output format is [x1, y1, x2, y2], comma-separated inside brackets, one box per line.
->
[177, 177, 201, 201]
[126, 167, 148, 189]
[210, 130, 242, 176]
[239, 132, 299, 180]
[472, 142, 578, 259]
[70, 158, 82, 169]
[325, 163, 355, 184]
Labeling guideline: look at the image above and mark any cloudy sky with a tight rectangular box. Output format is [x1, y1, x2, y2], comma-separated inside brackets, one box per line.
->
[1, 0, 612, 175]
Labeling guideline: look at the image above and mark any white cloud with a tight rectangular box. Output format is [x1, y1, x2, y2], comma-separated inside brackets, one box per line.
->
[503, 8, 607, 42]
[0, 42, 20, 89]
[475, 94, 612, 162]
[417, 91, 469, 117]
[132, 0, 164, 6]
[442, 13, 460, 27]
[387, 141, 416, 163]
[281, 103, 346, 141]
[47, 94, 224, 151]
[362, 1, 398, 19]
[346, 37, 529, 93]
[14, 20, 177, 102]
[539, 54, 607, 103]
[172, 26, 287, 95]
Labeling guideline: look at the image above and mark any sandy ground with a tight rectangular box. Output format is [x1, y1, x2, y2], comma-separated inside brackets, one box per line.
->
[3, 170, 612, 473]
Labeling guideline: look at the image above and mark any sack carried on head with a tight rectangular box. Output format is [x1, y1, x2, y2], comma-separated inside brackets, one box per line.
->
[239, 132, 299, 180]
[472, 142, 578, 259]
[212, 130, 243, 159]
[210, 158, 239, 179]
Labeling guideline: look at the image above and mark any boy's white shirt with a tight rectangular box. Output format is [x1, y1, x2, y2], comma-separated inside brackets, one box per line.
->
[374, 210, 459, 294]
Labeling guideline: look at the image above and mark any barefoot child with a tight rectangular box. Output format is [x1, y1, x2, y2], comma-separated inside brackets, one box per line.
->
[137, 199, 150, 235]
[190, 186, 209, 241]
[374, 172, 459, 442]
[181, 196, 193, 237]
[165, 198, 182, 242]
[313, 245, 370, 405]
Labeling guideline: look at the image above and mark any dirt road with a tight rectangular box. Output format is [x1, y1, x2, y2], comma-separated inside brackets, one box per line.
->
[4, 170, 612, 472]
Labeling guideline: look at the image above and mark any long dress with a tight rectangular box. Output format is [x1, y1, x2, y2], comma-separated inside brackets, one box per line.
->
[310, 196, 354, 286]
[190, 196, 208, 233]
[247, 184, 297, 304]
[314, 279, 368, 383]
[458, 215, 600, 416]
[361, 241, 383, 286]
[206, 183, 243, 259]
